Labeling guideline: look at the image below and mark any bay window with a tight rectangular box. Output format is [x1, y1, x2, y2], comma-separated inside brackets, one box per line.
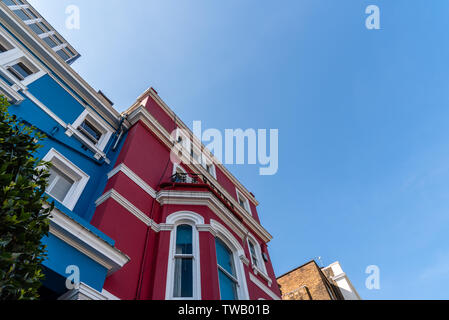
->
[173, 225, 194, 298]
[216, 238, 239, 300]
[165, 211, 202, 300]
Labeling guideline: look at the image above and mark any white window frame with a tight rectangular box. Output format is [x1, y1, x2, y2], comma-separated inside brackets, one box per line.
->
[0, 29, 46, 88]
[65, 110, 114, 156]
[165, 211, 203, 300]
[3, 1, 78, 63]
[0, 33, 14, 53]
[42, 148, 90, 211]
[175, 128, 191, 154]
[174, 127, 217, 180]
[236, 188, 251, 215]
[202, 158, 216, 179]
[246, 234, 269, 280]
[190, 145, 202, 166]
[211, 220, 249, 300]
[172, 163, 187, 176]
[172, 164, 199, 184]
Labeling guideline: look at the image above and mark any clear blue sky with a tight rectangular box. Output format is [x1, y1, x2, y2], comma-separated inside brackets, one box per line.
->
[29, 0, 449, 300]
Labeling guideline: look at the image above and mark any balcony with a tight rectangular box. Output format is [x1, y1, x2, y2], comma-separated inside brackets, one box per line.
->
[168, 172, 238, 216]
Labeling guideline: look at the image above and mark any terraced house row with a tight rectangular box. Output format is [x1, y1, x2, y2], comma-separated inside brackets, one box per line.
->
[0, 0, 281, 300]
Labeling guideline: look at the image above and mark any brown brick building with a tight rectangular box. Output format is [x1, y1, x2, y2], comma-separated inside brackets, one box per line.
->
[277, 261, 361, 300]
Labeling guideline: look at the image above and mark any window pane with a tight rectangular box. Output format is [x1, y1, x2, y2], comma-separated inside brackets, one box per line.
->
[0, 42, 9, 53]
[218, 269, 237, 300]
[43, 36, 58, 48]
[10, 62, 33, 79]
[48, 167, 74, 202]
[215, 238, 235, 276]
[173, 257, 193, 298]
[53, 36, 63, 45]
[56, 49, 70, 61]
[176, 225, 193, 255]
[25, 9, 38, 19]
[29, 23, 45, 35]
[13, 9, 30, 21]
[2, 0, 16, 7]
[249, 242, 258, 267]
[40, 23, 51, 32]
[78, 120, 102, 144]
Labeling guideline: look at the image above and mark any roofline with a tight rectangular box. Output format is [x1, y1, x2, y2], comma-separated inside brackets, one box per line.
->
[0, 2, 122, 128]
[276, 260, 320, 280]
[125, 87, 260, 207]
[124, 103, 273, 243]
[21, 0, 80, 59]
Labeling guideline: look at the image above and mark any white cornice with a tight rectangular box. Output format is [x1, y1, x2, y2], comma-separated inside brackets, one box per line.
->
[158, 190, 272, 243]
[96, 189, 151, 226]
[48, 207, 130, 276]
[58, 283, 112, 301]
[108, 163, 157, 199]
[104, 160, 272, 243]
[157, 190, 249, 240]
[94, 188, 272, 243]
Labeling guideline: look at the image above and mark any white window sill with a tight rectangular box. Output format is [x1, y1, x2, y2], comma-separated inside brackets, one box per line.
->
[65, 124, 110, 163]
[252, 264, 272, 287]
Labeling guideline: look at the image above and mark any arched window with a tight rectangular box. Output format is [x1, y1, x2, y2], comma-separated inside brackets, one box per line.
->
[248, 240, 259, 268]
[173, 225, 194, 298]
[210, 220, 249, 300]
[246, 233, 268, 277]
[165, 211, 203, 300]
[216, 238, 239, 300]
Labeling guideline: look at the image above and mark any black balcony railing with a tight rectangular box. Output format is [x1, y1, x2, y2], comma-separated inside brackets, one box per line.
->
[171, 172, 201, 184]
[169, 172, 236, 212]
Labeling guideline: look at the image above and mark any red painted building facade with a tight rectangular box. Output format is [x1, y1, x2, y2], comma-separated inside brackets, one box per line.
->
[91, 88, 281, 300]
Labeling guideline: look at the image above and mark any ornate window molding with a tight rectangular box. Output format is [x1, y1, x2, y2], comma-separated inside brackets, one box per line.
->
[165, 211, 203, 300]
[211, 220, 249, 300]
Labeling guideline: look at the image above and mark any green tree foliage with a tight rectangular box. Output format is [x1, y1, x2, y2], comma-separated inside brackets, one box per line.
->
[0, 96, 53, 300]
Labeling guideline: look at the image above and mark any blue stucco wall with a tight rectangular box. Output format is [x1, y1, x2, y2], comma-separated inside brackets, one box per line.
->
[27, 75, 87, 125]
[4, 59, 128, 297]
[41, 234, 108, 292]
[8, 74, 127, 223]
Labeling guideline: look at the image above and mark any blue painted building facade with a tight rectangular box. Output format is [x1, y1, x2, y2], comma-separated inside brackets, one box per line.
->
[0, 0, 130, 300]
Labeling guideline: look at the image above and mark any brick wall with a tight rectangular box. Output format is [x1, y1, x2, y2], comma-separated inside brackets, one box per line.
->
[277, 261, 336, 300]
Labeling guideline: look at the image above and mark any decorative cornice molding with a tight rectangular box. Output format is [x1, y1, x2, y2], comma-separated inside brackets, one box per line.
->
[108, 163, 157, 199]
[157, 190, 272, 243]
[197, 224, 216, 236]
[98, 167, 272, 242]
[95, 189, 153, 227]
[157, 190, 248, 240]
[58, 283, 111, 301]
[48, 207, 130, 276]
